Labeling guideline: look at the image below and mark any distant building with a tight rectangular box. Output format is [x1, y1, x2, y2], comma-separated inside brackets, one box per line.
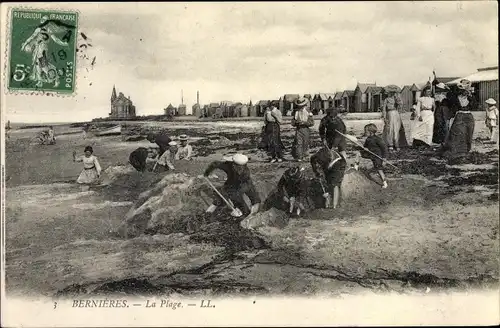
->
[365, 86, 384, 112]
[282, 94, 300, 114]
[255, 100, 270, 116]
[109, 85, 136, 118]
[341, 90, 355, 112]
[353, 83, 376, 112]
[312, 93, 334, 113]
[192, 103, 202, 118]
[164, 104, 176, 117]
[177, 104, 187, 116]
[400, 84, 420, 111]
[333, 92, 343, 108]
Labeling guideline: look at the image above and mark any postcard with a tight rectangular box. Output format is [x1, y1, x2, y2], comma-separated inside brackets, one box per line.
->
[1, 2, 499, 327]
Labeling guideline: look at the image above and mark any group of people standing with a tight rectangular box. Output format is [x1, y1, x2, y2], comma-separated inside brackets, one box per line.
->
[381, 79, 498, 156]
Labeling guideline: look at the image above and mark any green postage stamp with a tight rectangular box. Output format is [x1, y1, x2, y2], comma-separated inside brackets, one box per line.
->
[6, 8, 79, 95]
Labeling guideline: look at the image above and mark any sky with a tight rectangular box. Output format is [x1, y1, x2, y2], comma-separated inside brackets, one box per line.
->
[1, 1, 498, 123]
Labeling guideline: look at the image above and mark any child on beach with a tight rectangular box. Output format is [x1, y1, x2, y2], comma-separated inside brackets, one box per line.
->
[73, 146, 102, 191]
[354, 123, 389, 189]
[156, 141, 178, 171]
[277, 166, 307, 216]
[485, 98, 498, 142]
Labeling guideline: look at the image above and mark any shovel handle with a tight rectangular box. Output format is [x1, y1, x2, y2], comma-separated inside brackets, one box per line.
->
[204, 177, 237, 211]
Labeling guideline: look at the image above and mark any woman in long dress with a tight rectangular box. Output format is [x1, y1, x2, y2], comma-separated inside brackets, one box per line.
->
[412, 88, 436, 149]
[73, 146, 102, 191]
[291, 98, 315, 162]
[264, 105, 284, 162]
[382, 85, 408, 151]
[432, 83, 451, 145]
[442, 79, 475, 156]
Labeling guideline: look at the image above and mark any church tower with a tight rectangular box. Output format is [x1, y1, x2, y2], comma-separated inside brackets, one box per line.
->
[111, 85, 117, 102]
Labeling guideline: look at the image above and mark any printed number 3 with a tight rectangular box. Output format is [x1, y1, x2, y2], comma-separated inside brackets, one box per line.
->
[13, 64, 26, 82]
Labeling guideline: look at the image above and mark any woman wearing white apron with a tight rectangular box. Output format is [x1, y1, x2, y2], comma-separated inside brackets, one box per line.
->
[412, 88, 436, 149]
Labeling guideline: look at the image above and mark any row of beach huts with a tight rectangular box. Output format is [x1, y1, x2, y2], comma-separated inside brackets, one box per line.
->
[160, 66, 498, 119]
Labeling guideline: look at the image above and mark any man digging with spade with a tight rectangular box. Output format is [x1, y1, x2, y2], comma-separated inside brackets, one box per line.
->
[203, 153, 261, 218]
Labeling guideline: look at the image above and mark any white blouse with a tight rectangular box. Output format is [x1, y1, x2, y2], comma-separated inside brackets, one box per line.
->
[75, 155, 101, 173]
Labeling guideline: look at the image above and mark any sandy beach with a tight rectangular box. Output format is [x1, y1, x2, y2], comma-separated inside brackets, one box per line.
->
[4, 113, 498, 298]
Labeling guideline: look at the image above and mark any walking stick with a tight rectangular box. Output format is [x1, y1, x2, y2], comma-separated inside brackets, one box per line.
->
[204, 177, 243, 217]
[335, 130, 400, 171]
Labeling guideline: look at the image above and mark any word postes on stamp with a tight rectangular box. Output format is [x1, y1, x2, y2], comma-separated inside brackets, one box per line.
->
[7, 8, 79, 95]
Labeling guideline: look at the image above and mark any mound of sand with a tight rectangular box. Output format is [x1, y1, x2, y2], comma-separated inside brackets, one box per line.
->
[116, 173, 222, 238]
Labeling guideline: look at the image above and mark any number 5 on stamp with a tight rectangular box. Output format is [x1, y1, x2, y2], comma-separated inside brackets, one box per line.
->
[6, 8, 78, 95]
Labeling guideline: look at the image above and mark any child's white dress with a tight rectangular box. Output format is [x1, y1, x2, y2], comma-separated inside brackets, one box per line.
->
[75, 155, 102, 184]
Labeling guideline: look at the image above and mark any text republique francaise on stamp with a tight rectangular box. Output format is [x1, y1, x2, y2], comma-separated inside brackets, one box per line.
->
[6, 8, 78, 95]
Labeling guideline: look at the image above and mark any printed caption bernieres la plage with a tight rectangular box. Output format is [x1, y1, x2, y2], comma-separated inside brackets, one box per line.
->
[55, 299, 217, 310]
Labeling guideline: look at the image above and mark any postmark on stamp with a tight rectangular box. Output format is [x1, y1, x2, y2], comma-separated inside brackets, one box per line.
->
[6, 8, 79, 95]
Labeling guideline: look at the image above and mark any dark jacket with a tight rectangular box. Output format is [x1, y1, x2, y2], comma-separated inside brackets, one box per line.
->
[319, 115, 346, 142]
[362, 135, 388, 159]
[204, 161, 252, 188]
[129, 147, 149, 172]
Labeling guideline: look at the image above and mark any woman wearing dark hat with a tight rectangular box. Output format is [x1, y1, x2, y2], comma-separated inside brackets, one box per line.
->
[73, 145, 102, 191]
[382, 85, 408, 151]
[432, 83, 451, 145]
[291, 97, 315, 161]
[264, 105, 285, 163]
[442, 79, 475, 155]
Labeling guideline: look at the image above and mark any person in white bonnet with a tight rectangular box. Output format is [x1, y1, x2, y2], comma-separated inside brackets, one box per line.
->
[156, 141, 178, 170]
[203, 153, 261, 216]
[485, 98, 498, 142]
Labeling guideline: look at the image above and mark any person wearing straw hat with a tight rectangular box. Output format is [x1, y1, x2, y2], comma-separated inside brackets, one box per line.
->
[203, 153, 261, 216]
[442, 79, 475, 155]
[382, 85, 408, 151]
[175, 134, 193, 160]
[432, 83, 452, 145]
[291, 97, 315, 161]
[156, 141, 178, 171]
[310, 145, 347, 209]
[485, 98, 498, 142]
[263, 104, 285, 163]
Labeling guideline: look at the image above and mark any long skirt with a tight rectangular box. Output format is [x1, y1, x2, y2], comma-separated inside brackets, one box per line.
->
[444, 112, 475, 154]
[433, 107, 448, 144]
[383, 110, 408, 149]
[77, 168, 99, 185]
[293, 127, 311, 159]
[258, 126, 268, 150]
[411, 109, 435, 146]
[265, 122, 284, 158]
